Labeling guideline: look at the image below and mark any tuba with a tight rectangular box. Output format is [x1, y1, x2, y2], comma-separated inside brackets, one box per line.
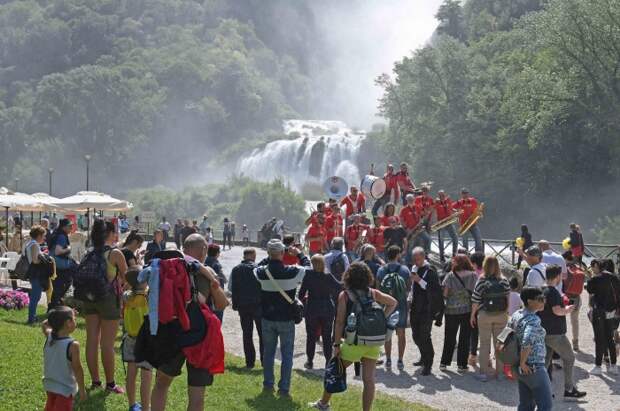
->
[458, 203, 485, 236]
[323, 176, 348, 200]
[431, 210, 463, 233]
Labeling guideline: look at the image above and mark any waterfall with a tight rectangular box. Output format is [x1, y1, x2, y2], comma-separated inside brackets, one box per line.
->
[237, 120, 365, 192]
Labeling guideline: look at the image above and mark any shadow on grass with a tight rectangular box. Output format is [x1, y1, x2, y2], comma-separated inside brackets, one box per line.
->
[74, 387, 109, 411]
[245, 389, 299, 411]
[227, 363, 264, 377]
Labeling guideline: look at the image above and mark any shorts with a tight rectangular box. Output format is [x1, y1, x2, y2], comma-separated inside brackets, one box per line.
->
[81, 293, 121, 320]
[339, 343, 381, 363]
[45, 391, 73, 411]
[121, 335, 153, 370]
[396, 300, 408, 328]
[158, 352, 213, 387]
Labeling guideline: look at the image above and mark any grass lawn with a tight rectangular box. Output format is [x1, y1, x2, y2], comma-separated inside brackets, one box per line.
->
[0, 307, 431, 410]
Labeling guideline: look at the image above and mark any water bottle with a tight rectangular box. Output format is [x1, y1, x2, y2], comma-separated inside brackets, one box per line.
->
[386, 310, 400, 341]
[345, 313, 357, 345]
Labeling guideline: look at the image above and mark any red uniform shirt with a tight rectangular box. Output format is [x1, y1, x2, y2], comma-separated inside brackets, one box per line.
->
[414, 194, 434, 218]
[396, 171, 415, 193]
[369, 226, 385, 253]
[454, 197, 478, 225]
[399, 204, 421, 230]
[434, 197, 455, 221]
[379, 215, 400, 227]
[306, 224, 325, 254]
[345, 224, 369, 251]
[340, 193, 366, 218]
[282, 252, 300, 266]
[324, 213, 343, 244]
[383, 172, 400, 200]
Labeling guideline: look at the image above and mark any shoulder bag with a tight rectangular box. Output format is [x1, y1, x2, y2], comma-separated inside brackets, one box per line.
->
[265, 267, 304, 324]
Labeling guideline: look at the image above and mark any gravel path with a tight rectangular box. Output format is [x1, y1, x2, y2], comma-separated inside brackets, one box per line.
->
[218, 247, 619, 410]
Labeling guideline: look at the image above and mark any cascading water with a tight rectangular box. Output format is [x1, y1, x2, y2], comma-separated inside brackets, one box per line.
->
[237, 120, 365, 192]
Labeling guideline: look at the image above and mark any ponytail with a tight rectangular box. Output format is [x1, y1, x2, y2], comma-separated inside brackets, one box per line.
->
[47, 306, 73, 346]
[91, 219, 115, 249]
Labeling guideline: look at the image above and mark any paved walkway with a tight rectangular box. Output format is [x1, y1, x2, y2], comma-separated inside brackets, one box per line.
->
[218, 246, 619, 411]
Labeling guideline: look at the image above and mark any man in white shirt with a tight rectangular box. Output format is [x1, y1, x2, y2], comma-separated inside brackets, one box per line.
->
[539, 240, 567, 292]
[524, 246, 547, 287]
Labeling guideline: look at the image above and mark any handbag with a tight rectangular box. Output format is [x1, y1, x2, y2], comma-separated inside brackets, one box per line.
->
[13, 254, 30, 280]
[324, 356, 347, 393]
[264, 267, 304, 324]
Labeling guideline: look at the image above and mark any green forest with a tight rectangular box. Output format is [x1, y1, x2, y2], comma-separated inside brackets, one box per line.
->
[378, 0, 620, 240]
[1, 0, 619, 240]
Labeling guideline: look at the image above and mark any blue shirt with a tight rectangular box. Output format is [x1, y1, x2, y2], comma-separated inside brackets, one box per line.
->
[376, 262, 411, 303]
[509, 308, 547, 366]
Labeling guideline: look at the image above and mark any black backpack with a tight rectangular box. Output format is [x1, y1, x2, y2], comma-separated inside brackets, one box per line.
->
[330, 252, 346, 280]
[481, 278, 508, 312]
[73, 246, 114, 302]
[346, 289, 388, 346]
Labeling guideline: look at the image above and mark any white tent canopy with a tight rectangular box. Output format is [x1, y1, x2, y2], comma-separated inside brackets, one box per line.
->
[51, 191, 133, 212]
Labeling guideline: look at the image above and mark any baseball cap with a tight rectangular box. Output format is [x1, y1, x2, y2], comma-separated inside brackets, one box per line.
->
[525, 245, 542, 258]
[58, 218, 72, 228]
[267, 239, 285, 253]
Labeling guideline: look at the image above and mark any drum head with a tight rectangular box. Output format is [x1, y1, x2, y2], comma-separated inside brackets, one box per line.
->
[371, 179, 386, 199]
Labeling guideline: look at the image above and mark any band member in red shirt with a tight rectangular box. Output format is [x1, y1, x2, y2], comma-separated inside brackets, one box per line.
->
[324, 203, 344, 245]
[372, 164, 400, 216]
[379, 203, 400, 227]
[305, 202, 325, 226]
[369, 216, 386, 258]
[340, 186, 366, 218]
[454, 188, 482, 252]
[282, 234, 301, 265]
[396, 162, 416, 205]
[400, 194, 431, 261]
[414, 185, 435, 225]
[434, 190, 459, 262]
[344, 214, 369, 260]
[306, 214, 327, 256]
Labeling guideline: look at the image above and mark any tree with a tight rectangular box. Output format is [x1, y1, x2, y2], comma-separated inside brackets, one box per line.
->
[436, 0, 466, 41]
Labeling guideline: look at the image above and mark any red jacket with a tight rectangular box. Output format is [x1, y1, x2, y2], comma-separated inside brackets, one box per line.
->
[158, 258, 192, 331]
[396, 171, 415, 193]
[454, 197, 478, 225]
[182, 303, 225, 374]
[340, 193, 366, 218]
[434, 197, 455, 221]
[400, 205, 421, 230]
[384, 172, 400, 200]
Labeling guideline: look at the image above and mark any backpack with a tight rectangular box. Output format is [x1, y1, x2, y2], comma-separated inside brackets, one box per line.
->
[346, 289, 388, 346]
[481, 278, 508, 312]
[379, 265, 408, 302]
[12, 254, 31, 280]
[564, 266, 585, 298]
[330, 252, 346, 279]
[523, 267, 545, 285]
[124, 293, 149, 338]
[73, 246, 115, 302]
[496, 325, 519, 366]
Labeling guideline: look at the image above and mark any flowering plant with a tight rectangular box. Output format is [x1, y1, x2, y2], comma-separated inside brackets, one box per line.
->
[0, 289, 29, 310]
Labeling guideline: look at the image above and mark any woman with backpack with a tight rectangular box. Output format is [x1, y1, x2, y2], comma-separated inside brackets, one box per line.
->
[470, 256, 510, 381]
[82, 220, 128, 394]
[440, 254, 477, 371]
[309, 262, 397, 411]
[25, 226, 48, 324]
[299, 254, 342, 370]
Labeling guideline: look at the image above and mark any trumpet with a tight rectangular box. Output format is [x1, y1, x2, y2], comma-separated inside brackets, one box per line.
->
[458, 203, 485, 236]
[431, 210, 463, 232]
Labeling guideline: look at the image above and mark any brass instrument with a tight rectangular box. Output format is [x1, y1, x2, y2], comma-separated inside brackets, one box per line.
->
[406, 220, 426, 242]
[354, 229, 368, 254]
[458, 202, 485, 236]
[431, 210, 463, 233]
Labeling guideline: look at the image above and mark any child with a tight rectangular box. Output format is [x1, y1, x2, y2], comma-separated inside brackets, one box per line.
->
[508, 276, 522, 316]
[42, 306, 86, 410]
[122, 268, 152, 411]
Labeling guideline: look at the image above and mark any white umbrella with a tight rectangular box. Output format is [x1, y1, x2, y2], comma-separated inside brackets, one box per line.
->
[30, 193, 62, 211]
[0, 187, 45, 211]
[52, 191, 133, 212]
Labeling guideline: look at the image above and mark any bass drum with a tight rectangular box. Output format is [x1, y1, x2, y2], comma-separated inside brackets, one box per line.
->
[360, 175, 386, 200]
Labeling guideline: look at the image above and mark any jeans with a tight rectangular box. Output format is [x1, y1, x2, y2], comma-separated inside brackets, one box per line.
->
[437, 225, 459, 261]
[440, 313, 472, 368]
[544, 334, 575, 390]
[262, 319, 295, 393]
[48, 269, 73, 310]
[461, 224, 483, 252]
[592, 310, 617, 366]
[517, 366, 553, 411]
[410, 312, 434, 367]
[371, 194, 390, 216]
[239, 307, 263, 368]
[28, 278, 43, 323]
[305, 315, 334, 366]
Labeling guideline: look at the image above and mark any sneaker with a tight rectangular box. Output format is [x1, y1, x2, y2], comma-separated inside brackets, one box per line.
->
[397, 360, 404, 371]
[304, 361, 313, 370]
[385, 358, 392, 368]
[413, 359, 424, 366]
[458, 366, 468, 373]
[129, 404, 142, 411]
[309, 400, 331, 410]
[564, 388, 587, 400]
[105, 384, 125, 395]
[262, 386, 275, 394]
[474, 373, 489, 382]
[421, 366, 432, 376]
[439, 364, 448, 371]
[590, 366, 602, 376]
[608, 364, 618, 375]
[90, 381, 102, 390]
[277, 390, 291, 399]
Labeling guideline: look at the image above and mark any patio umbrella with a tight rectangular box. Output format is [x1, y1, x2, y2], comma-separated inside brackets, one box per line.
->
[0, 187, 45, 243]
[51, 191, 133, 212]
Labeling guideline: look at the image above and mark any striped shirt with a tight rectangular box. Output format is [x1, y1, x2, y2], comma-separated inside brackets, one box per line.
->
[254, 260, 307, 322]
